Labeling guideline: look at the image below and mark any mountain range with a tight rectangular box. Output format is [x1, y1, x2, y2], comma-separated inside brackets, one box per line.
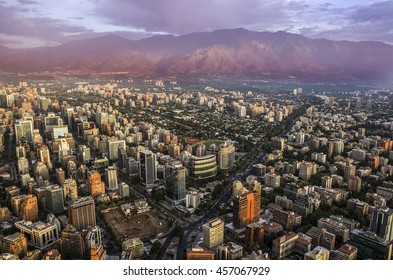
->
[1, 28, 393, 81]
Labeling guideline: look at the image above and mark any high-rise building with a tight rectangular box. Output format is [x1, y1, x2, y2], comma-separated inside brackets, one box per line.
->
[15, 220, 60, 250]
[117, 182, 130, 198]
[1, 232, 28, 259]
[245, 222, 265, 246]
[78, 145, 91, 162]
[105, 166, 118, 191]
[165, 162, 186, 203]
[168, 144, 181, 158]
[233, 190, 261, 229]
[63, 178, 78, 201]
[37, 144, 51, 167]
[12, 195, 38, 222]
[218, 141, 235, 170]
[203, 218, 224, 250]
[56, 168, 65, 186]
[60, 225, 85, 259]
[126, 157, 139, 177]
[187, 154, 217, 179]
[139, 150, 157, 186]
[20, 194, 39, 222]
[370, 206, 393, 242]
[44, 184, 65, 214]
[344, 164, 356, 184]
[86, 170, 105, 196]
[17, 157, 29, 175]
[108, 140, 126, 161]
[67, 196, 96, 231]
[15, 120, 33, 144]
[299, 161, 314, 181]
[348, 229, 392, 260]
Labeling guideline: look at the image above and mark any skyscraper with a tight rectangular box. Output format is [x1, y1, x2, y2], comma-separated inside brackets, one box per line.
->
[218, 141, 235, 170]
[370, 206, 393, 242]
[67, 196, 96, 231]
[15, 120, 33, 144]
[202, 218, 224, 250]
[108, 140, 126, 161]
[105, 166, 118, 191]
[165, 162, 186, 203]
[44, 184, 65, 215]
[139, 150, 157, 186]
[233, 189, 261, 229]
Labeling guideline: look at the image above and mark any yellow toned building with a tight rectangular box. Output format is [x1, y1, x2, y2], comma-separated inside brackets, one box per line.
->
[21, 194, 39, 222]
[1, 232, 28, 259]
[23, 250, 42, 260]
[305, 246, 330, 260]
[202, 218, 224, 250]
[42, 249, 61, 260]
[0, 206, 11, 222]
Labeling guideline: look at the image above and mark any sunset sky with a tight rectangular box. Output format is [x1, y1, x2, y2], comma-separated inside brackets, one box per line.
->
[1, 0, 392, 48]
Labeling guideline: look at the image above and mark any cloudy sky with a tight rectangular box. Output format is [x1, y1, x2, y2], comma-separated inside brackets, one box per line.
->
[1, 0, 392, 48]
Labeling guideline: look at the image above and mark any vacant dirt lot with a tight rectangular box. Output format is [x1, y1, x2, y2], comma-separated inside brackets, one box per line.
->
[102, 208, 168, 241]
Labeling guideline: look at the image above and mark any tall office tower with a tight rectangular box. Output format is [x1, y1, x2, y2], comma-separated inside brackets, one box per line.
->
[233, 190, 261, 229]
[139, 150, 157, 186]
[165, 162, 186, 203]
[370, 206, 393, 242]
[168, 144, 181, 158]
[67, 196, 96, 231]
[17, 157, 29, 175]
[344, 164, 356, 184]
[86, 170, 105, 196]
[58, 139, 70, 161]
[118, 147, 128, 170]
[16, 145, 26, 159]
[15, 220, 60, 250]
[108, 140, 126, 161]
[78, 145, 91, 162]
[60, 225, 85, 259]
[45, 185, 64, 214]
[203, 218, 225, 250]
[38, 144, 51, 167]
[218, 141, 236, 170]
[126, 157, 139, 177]
[0, 206, 11, 222]
[56, 168, 65, 186]
[15, 120, 33, 144]
[105, 166, 118, 191]
[63, 178, 78, 201]
[1, 233, 28, 259]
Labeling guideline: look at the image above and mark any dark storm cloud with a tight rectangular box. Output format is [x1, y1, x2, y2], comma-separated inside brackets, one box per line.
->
[0, 3, 92, 42]
[17, 0, 38, 4]
[93, 0, 306, 34]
